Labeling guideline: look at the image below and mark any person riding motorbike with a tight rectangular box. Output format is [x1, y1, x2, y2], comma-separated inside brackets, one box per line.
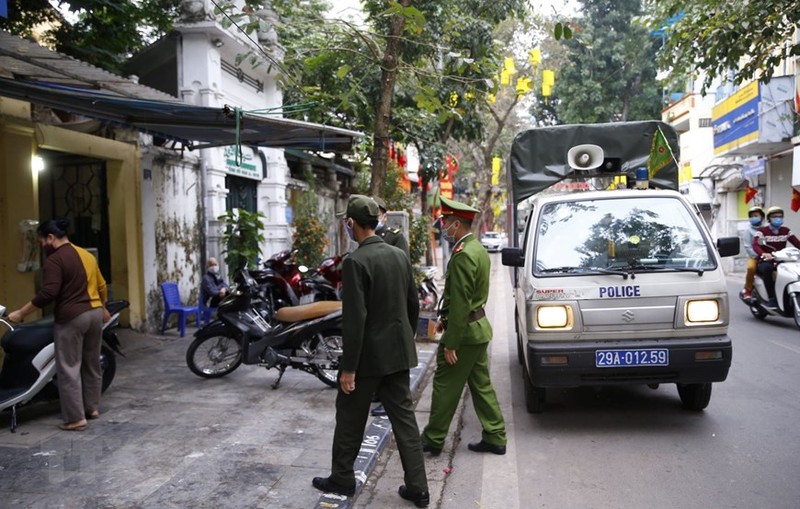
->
[742, 206, 765, 300]
[752, 206, 800, 307]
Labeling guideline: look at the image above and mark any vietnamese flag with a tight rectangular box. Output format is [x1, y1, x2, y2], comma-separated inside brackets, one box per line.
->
[791, 188, 800, 212]
[744, 185, 758, 204]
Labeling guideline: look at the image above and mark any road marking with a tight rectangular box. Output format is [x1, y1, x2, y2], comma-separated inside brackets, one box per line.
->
[480, 261, 520, 509]
[766, 337, 800, 355]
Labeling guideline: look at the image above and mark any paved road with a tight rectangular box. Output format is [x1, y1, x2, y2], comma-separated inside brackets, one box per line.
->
[432, 256, 800, 509]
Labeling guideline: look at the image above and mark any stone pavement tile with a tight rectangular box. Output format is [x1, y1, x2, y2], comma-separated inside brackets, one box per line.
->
[262, 465, 329, 509]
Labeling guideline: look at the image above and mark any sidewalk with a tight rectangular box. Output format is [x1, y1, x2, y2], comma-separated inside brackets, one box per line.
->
[0, 324, 446, 509]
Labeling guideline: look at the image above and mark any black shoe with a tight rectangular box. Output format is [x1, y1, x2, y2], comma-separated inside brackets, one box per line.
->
[371, 404, 387, 417]
[398, 485, 430, 507]
[312, 476, 356, 497]
[421, 441, 442, 457]
[467, 440, 506, 455]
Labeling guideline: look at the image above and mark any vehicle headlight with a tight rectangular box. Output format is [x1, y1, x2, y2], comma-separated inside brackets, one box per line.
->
[685, 299, 720, 323]
[536, 305, 572, 328]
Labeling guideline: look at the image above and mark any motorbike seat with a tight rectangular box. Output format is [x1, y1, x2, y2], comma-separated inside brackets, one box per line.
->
[1, 322, 54, 354]
[274, 301, 342, 323]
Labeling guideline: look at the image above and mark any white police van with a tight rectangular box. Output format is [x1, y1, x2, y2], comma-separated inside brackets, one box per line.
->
[502, 121, 739, 413]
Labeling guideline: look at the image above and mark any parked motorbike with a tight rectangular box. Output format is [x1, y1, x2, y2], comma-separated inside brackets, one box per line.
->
[739, 247, 800, 328]
[186, 267, 343, 389]
[0, 299, 130, 432]
[417, 266, 439, 312]
[297, 252, 347, 304]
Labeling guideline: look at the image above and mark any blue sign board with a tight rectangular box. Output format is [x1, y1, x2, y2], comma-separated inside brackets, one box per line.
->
[0, 0, 7, 18]
[712, 82, 760, 155]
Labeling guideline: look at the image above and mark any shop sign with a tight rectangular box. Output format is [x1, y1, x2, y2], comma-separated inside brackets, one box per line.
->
[742, 158, 765, 178]
[712, 81, 759, 156]
[224, 145, 265, 181]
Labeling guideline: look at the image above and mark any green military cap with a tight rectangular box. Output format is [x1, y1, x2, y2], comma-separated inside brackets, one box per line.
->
[440, 195, 479, 221]
[372, 196, 388, 212]
[343, 194, 380, 224]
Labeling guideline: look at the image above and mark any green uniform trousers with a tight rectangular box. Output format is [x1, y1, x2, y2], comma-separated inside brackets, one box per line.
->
[422, 342, 506, 448]
[331, 369, 428, 494]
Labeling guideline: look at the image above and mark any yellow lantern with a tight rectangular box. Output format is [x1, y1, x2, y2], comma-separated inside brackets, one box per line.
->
[515, 76, 532, 96]
[543, 69, 555, 87]
[492, 156, 502, 185]
[529, 48, 542, 67]
[449, 91, 459, 107]
[500, 69, 511, 86]
[504, 57, 516, 73]
[542, 83, 552, 97]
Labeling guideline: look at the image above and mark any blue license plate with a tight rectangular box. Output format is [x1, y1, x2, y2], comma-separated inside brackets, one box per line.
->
[595, 348, 669, 368]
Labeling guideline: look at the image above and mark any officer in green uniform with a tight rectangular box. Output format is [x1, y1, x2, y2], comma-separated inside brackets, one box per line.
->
[371, 196, 410, 417]
[313, 195, 430, 508]
[373, 196, 409, 256]
[420, 196, 507, 456]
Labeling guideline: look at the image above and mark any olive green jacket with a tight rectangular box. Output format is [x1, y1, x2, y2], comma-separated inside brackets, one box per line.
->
[340, 235, 419, 376]
[376, 225, 409, 257]
[440, 234, 492, 349]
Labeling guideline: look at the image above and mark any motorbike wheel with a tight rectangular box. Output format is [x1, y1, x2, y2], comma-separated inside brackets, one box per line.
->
[306, 330, 343, 388]
[100, 345, 116, 393]
[186, 332, 243, 378]
[792, 294, 800, 329]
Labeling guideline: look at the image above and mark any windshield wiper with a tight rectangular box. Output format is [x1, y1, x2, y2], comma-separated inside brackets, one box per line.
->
[539, 266, 634, 279]
[618, 263, 705, 276]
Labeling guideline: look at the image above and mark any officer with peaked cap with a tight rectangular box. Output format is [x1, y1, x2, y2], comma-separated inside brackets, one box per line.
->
[313, 195, 430, 507]
[420, 195, 507, 456]
[373, 196, 409, 256]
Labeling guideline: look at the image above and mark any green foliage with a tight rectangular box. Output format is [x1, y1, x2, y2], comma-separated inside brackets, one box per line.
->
[1, 0, 181, 74]
[382, 161, 414, 211]
[408, 214, 431, 267]
[554, 0, 661, 123]
[291, 170, 329, 268]
[648, 0, 800, 93]
[218, 208, 265, 275]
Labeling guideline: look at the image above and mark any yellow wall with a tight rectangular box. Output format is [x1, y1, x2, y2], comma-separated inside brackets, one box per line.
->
[0, 104, 145, 327]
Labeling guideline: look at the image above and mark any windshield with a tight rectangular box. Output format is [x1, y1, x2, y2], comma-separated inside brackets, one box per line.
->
[483, 233, 501, 239]
[533, 195, 716, 276]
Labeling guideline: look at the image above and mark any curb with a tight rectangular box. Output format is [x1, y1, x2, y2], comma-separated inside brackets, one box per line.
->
[314, 346, 436, 509]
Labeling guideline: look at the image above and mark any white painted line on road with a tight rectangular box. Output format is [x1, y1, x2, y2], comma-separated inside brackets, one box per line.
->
[482, 266, 520, 509]
[766, 337, 800, 355]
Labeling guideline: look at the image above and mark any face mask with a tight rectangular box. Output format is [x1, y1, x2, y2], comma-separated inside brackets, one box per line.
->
[345, 220, 356, 241]
[770, 217, 784, 228]
[442, 221, 458, 243]
[209, 266, 219, 274]
[749, 217, 762, 226]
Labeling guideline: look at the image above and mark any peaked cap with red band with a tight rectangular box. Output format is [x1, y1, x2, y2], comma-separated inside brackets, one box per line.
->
[440, 195, 479, 221]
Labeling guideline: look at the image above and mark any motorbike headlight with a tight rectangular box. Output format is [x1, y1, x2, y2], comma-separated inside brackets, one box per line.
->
[685, 299, 720, 323]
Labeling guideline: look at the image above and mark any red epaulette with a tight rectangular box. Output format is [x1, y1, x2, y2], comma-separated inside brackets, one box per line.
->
[454, 243, 465, 254]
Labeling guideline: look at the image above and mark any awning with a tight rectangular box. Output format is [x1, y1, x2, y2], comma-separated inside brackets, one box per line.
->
[0, 77, 362, 152]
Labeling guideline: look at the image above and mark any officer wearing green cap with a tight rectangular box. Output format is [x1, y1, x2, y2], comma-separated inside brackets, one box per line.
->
[373, 196, 409, 256]
[313, 195, 430, 507]
[420, 195, 507, 456]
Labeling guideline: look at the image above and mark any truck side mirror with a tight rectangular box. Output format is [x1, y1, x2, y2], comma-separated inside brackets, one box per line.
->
[716, 237, 740, 257]
[501, 247, 524, 267]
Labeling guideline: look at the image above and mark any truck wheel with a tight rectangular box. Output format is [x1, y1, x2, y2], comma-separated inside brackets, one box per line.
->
[523, 367, 546, 413]
[677, 382, 712, 411]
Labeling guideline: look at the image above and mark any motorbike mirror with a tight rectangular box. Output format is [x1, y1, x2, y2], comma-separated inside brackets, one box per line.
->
[299, 265, 309, 273]
[0, 305, 5, 316]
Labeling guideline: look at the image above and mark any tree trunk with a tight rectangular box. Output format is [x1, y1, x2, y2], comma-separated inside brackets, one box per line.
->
[368, 0, 411, 197]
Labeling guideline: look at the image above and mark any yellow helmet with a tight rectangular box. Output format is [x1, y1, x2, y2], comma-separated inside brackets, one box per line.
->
[748, 206, 764, 218]
[766, 206, 784, 218]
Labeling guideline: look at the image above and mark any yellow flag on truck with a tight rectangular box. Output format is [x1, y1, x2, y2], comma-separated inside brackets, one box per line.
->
[647, 126, 674, 179]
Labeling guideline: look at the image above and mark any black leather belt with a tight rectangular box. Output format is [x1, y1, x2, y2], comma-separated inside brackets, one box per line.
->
[468, 308, 485, 322]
